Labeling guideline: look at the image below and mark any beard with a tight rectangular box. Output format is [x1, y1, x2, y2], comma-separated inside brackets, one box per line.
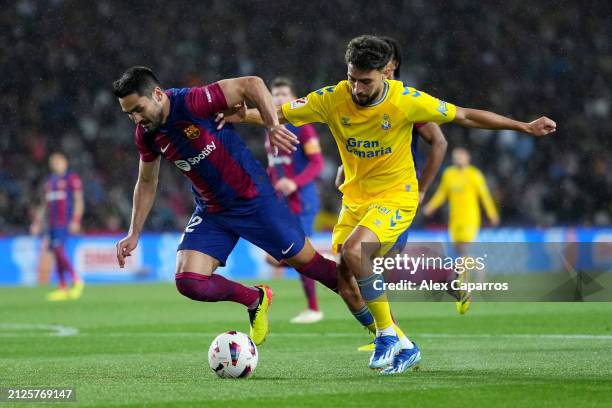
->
[141, 110, 164, 133]
[352, 93, 377, 106]
[351, 85, 385, 106]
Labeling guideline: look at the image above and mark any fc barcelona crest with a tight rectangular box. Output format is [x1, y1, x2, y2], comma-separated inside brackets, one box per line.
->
[184, 124, 200, 139]
[381, 114, 391, 130]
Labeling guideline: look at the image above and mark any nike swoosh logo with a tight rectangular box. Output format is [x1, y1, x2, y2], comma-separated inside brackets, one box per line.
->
[281, 242, 295, 255]
[161, 144, 170, 153]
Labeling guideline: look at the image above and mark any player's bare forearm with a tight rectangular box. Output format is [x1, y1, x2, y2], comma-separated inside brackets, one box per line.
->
[453, 107, 556, 136]
[454, 107, 528, 132]
[242, 77, 281, 129]
[218, 77, 282, 129]
[244, 106, 288, 127]
[129, 181, 156, 236]
[417, 124, 447, 194]
[216, 79, 296, 153]
[128, 158, 160, 236]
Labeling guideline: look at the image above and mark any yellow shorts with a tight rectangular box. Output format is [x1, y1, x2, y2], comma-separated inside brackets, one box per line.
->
[332, 194, 419, 256]
[449, 223, 480, 243]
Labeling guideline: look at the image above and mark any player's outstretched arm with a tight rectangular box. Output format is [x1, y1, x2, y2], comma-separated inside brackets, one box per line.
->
[116, 157, 160, 268]
[423, 175, 448, 216]
[217, 77, 297, 153]
[416, 123, 448, 203]
[217, 106, 288, 128]
[477, 173, 500, 226]
[453, 107, 556, 136]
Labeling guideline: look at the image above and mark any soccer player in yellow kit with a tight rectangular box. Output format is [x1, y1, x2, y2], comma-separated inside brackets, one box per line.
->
[424, 147, 499, 314]
[425, 147, 499, 244]
[335, 36, 449, 353]
[226, 35, 556, 374]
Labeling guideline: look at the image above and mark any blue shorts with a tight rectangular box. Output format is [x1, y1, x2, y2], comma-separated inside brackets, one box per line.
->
[389, 227, 409, 254]
[48, 228, 69, 249]
[298, 212, 316, 236]
[178, 194, 306, 266]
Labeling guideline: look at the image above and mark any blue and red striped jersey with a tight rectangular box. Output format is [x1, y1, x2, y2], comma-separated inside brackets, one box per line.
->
[134, 83, 273, 213]
[265, 124, 321, 215]
[45, 172, 82, 228]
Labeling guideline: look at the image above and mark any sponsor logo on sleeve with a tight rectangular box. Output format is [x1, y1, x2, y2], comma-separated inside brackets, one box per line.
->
[290, 97, 308, 109]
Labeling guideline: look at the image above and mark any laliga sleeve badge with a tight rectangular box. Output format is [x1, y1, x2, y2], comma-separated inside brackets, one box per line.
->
[290, 97, 308, 109]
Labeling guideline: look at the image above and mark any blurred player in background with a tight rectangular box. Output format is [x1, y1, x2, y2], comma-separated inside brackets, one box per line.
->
[424, 147, 499, 313]
[265, 77, 325, 324]
[232, 35, 555, 374]
[112, 67, 371, 347]
[30, 152, 85, 301]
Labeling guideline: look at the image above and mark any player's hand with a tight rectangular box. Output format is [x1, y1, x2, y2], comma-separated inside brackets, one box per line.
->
[422, 205, 434, 217]
[274, 178, 298, 196]
[116, 233, 139, 268]
[268, 125, 298, 155]
[69, 220, 81, 234]
[215, 102, 247, 130]
[527, 117, 556, 136]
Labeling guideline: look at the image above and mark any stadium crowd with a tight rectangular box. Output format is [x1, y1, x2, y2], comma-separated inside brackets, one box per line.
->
[0, 0, 609, 233]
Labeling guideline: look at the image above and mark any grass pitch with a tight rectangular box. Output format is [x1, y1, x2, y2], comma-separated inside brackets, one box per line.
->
[1, 280, 611, 407]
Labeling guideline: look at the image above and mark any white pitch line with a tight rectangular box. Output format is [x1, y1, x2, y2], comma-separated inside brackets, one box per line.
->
[2, 325, 611, 341]
[77, 332, 612, 340]
[0, 323, 79, 337]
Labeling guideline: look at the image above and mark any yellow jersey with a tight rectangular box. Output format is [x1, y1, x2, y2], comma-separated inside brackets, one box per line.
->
[427, 165, 498, 228]
[281, 79, 456, 205]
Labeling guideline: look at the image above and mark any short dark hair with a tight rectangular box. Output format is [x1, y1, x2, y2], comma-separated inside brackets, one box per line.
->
[380, 36, 402, 79]
[270, 77, 295, 93]
[345, 35, 392, 71]
[112, 66, 161, 98]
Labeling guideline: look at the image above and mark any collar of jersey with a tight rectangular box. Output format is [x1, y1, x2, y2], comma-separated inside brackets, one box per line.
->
[363, 81, 389, 108]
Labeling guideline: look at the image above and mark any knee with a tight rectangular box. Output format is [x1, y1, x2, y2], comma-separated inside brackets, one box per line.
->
[340, 240, 361, 269]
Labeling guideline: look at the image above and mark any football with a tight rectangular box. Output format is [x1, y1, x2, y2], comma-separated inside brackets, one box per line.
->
[208, 331, 258, 378]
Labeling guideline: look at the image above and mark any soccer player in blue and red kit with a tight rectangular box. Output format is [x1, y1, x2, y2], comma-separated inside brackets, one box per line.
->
[265, 77, 324, 324]
[31, 152, 85, 301]
[112, 67, 368, 347]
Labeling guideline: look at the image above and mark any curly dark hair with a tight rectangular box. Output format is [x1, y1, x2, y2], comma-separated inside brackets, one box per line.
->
[112, 66, 161, 98]
[345, 35, 392, 71]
